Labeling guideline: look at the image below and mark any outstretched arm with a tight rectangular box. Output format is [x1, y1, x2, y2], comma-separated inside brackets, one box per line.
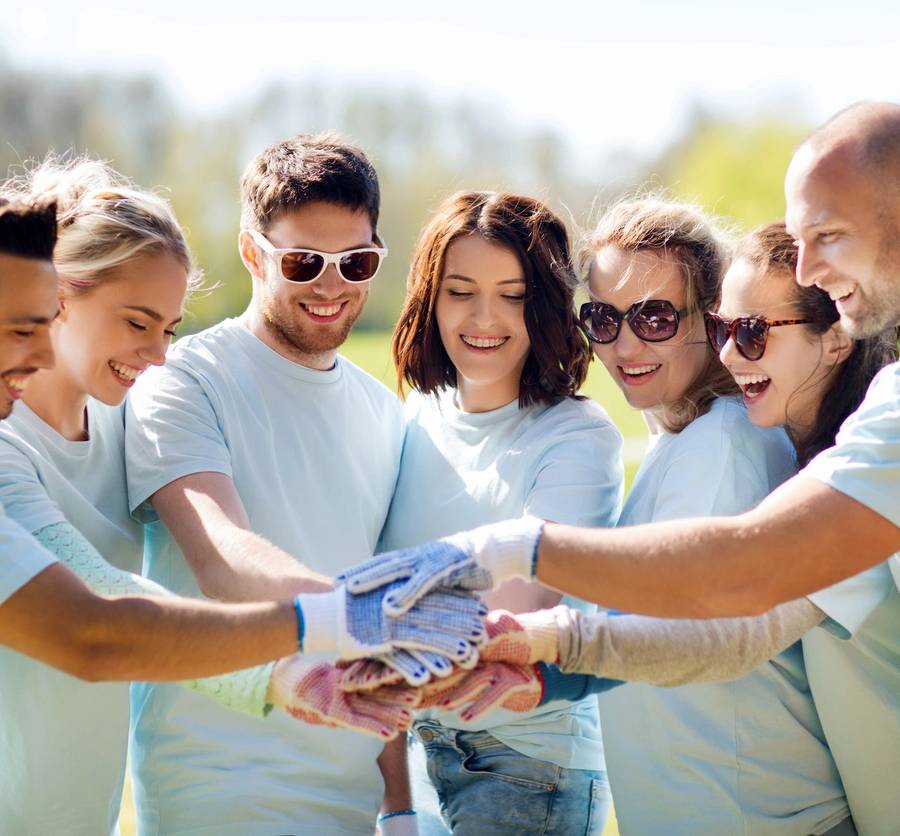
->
[537, 476, 899, 617]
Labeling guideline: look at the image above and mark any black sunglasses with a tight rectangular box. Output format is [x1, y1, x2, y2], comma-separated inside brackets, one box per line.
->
[704, 312, 812, 361]
[579, 299, 688, 344]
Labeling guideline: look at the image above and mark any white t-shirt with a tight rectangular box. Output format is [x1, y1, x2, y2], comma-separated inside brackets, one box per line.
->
[125, 318, 405, 836]
[0, 400, 140, 836]
[380, 389, 623, 770]
[600, 397, 850, 836]
[802, 361, 900, 834]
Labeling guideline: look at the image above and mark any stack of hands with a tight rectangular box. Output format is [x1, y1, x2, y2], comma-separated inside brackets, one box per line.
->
[266, 518, 566, 739]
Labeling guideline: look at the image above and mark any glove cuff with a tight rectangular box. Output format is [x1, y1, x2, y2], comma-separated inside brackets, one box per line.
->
[295, 588, 342, 655]
[517, 606, 564, 663]
[267, 655, 316, 709]
[476, 516, 545, 584]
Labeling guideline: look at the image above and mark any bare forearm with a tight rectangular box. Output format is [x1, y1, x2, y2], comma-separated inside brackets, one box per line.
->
[378, 734, 413, 812]
[152, 473, 333, 601]
[556, 599, 824, 685]
[0, 564, 298, 682]
[537, 477, 899, 618]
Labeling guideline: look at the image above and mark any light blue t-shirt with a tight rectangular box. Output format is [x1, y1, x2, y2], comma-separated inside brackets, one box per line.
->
[380, 388, 624, 771]
[802, 361, 900, 834]
[600, 397, 850, 836]
[125, 318, 405, 836]
[0, 501, 56, 605]
[0, 399, 140, 836]
[804, 361, 900, 589]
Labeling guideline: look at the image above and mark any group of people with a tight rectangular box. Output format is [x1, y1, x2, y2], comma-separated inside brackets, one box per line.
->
[0, 100, 896, 836]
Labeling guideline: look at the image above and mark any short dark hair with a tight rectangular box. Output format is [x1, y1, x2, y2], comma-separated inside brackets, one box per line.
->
[240, 132, 380, 232]
[393, 191, 591, 408]
[736, 221, 898, 465]
[0, 198, 57, 261]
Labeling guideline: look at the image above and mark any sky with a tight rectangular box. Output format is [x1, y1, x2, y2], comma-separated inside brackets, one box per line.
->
[2, 1, 897, 160]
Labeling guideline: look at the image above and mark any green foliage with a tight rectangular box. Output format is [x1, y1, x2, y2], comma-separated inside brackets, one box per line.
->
[652, 115, 810, 231]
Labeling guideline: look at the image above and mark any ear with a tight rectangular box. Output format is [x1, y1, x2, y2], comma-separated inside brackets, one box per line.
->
[822, 321, 854, 365]
[56, 295, 69, 322]
[238, 230, 265, 280]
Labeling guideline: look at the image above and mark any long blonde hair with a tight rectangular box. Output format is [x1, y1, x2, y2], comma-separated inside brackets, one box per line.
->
[2, 156, 201, 296]
[582, 196, 737, 433]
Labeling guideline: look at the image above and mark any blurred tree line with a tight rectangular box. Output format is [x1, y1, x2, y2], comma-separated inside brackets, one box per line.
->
[0, 56, 809, 331]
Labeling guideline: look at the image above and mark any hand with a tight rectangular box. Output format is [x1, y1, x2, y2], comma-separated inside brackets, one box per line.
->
[416, 660, 544, 722]
[268, 656, 419, 740]
[338, 517, 545, 615]
[295, 581, 487, 662]
[479, 608, 564, 665]
[339, 647, 458, 691]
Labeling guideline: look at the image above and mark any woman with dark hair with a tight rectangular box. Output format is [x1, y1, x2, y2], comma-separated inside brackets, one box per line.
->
[380, 191, 624, 835]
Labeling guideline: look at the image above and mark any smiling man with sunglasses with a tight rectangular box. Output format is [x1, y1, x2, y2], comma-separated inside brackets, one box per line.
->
[123, 134, 417, 834]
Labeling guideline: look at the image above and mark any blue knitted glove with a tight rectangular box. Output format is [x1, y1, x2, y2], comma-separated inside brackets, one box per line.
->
[296, 581, 487, 662]
[338, 517, 545, 616]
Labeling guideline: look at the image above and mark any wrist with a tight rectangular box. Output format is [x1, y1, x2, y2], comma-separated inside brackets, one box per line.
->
[294, 588, 342, 655]
[468, 517, 545, 584]
[377, 809, 418, 836]
[517, 607, 563, 663]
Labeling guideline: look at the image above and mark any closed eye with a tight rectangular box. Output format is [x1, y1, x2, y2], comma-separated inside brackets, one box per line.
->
[128, 320, 147, 332]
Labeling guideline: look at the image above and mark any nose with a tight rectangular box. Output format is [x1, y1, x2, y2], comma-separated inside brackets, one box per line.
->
[29, 328, 55, 371]
[138, 333, 169, 367]
[718, 334, 743, 368]
[471, 294, 497, 330]
[614, 320, 644, 359]
[310, 263, 344, 299]
[796, 241, 826, 288]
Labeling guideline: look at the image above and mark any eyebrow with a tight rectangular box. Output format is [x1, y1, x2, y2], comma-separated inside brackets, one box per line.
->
[444, 274, 526, 286]
[5, 310, 60, 325]
[123, 305, 183, 326]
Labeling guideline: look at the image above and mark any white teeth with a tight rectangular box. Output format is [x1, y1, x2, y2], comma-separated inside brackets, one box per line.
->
[2, 374, 29, 392]
[303, 303, 342, 316]
[109, 361, 140, 381]
[620, 365, 661, 375]
[461, 336, 508, 349]
[734, 373, 771, 386]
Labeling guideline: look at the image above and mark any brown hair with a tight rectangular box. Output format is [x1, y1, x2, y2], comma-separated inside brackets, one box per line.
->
[240, 132, 380, 233]
[393, 191, 590, 408]
[735, 221, 898, 465]
[582, 196, 735, 433]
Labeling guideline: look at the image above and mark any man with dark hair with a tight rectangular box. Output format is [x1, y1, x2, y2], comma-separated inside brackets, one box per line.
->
[125, 134, 415, 834]
[0, 198, 308, 682]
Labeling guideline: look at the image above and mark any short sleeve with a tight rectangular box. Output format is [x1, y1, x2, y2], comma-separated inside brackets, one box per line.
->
[0, 437, 66, 534]
[807, 561, 894, 639]
[125, 362, 233, 516]
[803, 363, 900, 528]
[525, 411, 624, 529]
[0, 507, 57, 604]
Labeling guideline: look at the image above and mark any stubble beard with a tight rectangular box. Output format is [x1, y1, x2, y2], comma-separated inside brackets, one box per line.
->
[262, 293, 365, 359]
[844, 230, 900, 338]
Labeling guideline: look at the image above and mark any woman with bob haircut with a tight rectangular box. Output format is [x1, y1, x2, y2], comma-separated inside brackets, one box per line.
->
[378, 190, 624, 835]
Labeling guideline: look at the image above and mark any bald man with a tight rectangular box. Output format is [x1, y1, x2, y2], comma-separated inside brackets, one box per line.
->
[346, 102, 900, 620]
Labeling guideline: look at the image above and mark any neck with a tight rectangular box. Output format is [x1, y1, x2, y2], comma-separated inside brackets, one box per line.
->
[240, 304, 337, 372]
[456, 377, 519, 414]
[23, 365, 90, 441]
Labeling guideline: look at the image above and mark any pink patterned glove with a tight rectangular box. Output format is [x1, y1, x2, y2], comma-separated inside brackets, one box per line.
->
[268, 656, 419, 740]
[417, 660, 544, 722]
[479, 608, 563, 665]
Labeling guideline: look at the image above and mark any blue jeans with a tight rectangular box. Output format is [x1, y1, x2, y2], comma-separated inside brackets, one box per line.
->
[413, 720, 610, 835]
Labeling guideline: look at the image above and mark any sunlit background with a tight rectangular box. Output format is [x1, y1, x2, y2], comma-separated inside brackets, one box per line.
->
[2, 4, 896, 833]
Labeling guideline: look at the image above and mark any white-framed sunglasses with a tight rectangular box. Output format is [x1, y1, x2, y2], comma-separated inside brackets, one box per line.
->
[245, 228, 388, 284]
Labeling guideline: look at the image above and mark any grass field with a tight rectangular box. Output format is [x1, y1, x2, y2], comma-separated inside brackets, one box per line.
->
[118, 331, 635, 835]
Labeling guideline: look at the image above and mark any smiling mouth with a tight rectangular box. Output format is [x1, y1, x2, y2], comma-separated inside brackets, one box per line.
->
[460, 335, 509, 351]
[618, 364, 661, 382]
[301, 302, 347, 322]
[109, 361, 142, 386]
[1, 371, 32, 400]
[733, 373, 771, 400]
